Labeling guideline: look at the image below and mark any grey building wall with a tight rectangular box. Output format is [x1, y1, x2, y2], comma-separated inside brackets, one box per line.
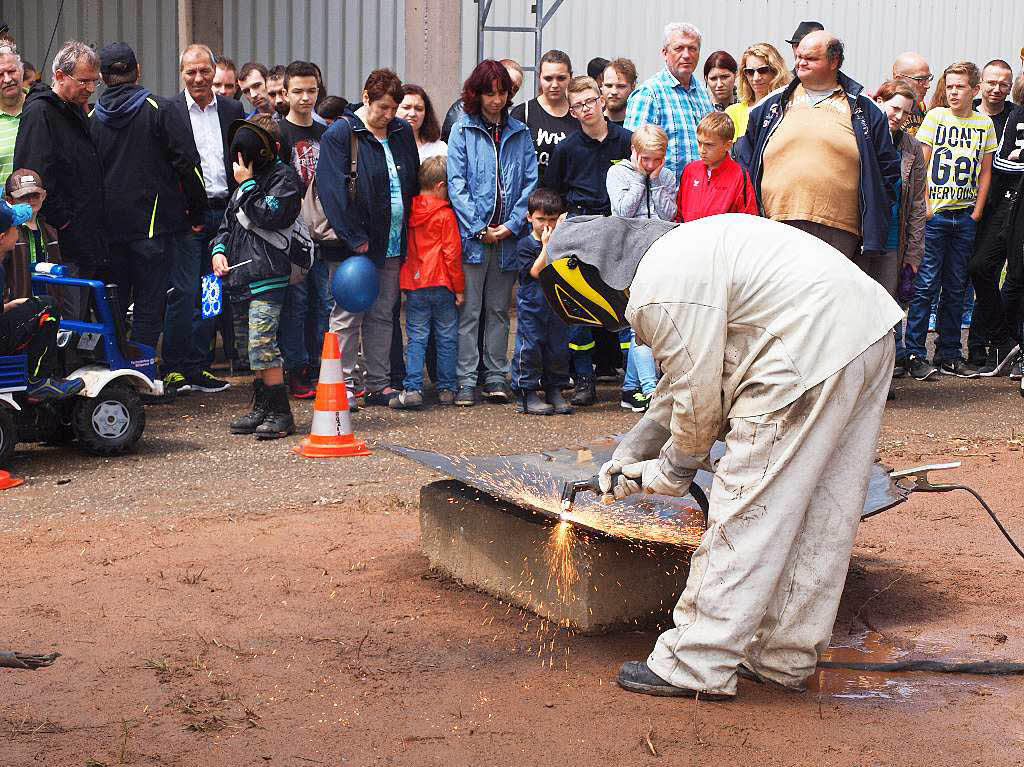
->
[1, 0, 182, 97]
[223, 0, 405, 104]
[465, 0, 1024, 103]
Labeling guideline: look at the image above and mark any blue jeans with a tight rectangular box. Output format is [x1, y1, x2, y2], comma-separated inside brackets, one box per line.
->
[307, 258, 332, 362]
[623, 332, 658, 394]
[404, 287, 458, 392]
[905, 209, 977, 362]
[280, 275, 310, 371]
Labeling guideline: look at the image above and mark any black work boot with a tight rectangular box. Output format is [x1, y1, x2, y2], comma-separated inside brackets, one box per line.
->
[255, 383, 296, 439]
[545, 387, 574, 414]
[516, 389, 554, 415]
[229, 380, 268, 434]
[570, 378, 596, 406]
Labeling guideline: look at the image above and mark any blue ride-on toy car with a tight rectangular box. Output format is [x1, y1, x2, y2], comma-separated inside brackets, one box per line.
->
[0, 269, 163, 466]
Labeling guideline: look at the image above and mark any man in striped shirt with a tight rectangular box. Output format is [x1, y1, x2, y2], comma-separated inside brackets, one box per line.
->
[624, 22, 713, 182]
[0, 44, 25, 187]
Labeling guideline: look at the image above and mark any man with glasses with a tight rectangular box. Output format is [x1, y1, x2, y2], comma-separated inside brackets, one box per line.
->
[892, 52, 933, 136]
[13, 40, 107, 319]
[0, 44, 25, 185]
[547, 75, 632, 405]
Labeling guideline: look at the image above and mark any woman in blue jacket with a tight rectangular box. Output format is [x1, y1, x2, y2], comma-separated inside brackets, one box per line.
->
[447, 60, 538, 406]
[318, 68, 419, 406]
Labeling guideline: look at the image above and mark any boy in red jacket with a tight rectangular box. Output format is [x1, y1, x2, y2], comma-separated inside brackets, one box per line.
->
[391, 156, 464, 409]
[676, 112, 759, 222]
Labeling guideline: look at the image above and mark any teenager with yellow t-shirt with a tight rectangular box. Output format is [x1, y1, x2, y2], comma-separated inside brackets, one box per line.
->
[903, 62, 998, 379]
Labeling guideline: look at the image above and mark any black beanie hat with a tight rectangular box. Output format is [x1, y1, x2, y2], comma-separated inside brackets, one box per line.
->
[227, 119, 278, 173]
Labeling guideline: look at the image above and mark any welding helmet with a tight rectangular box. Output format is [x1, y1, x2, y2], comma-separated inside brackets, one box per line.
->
[538, 254, 630, 332]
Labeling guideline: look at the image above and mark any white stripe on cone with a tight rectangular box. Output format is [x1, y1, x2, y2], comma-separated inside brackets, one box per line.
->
[311, 406, 352, 437]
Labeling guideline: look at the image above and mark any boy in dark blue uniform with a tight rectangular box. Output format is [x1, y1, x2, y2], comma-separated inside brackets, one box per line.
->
[510, 189, 572, 415]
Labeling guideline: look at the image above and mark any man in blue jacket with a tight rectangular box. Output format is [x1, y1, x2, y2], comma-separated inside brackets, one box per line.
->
[735, 31, 900, 263]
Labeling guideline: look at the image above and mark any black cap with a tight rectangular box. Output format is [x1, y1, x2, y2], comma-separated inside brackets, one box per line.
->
[98, 42, 138, 76]
[786, 21, 824, 45]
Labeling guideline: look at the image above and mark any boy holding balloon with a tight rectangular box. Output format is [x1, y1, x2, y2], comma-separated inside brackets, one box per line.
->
[212, 114, 303, 439]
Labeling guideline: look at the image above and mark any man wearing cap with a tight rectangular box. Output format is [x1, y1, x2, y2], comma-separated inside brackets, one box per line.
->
[89, 42, 215, 388]
[785, 20, 824, 66]
[537, 213, 901, 699]
[169, 44, 245, 393]
[13, 40, 106, 320]
[0, 42, 25, 185]
[736, 31, 900, 261]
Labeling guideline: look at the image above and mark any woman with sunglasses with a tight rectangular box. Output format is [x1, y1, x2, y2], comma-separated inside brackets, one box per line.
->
[726, 43, 791, 140]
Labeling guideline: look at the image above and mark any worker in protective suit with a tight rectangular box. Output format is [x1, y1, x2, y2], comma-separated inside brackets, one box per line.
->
[538, 213, 903, 699]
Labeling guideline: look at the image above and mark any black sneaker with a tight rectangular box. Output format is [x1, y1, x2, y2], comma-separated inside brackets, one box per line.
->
[620, 389, 650, 412]
[892, 358, 907, 379]
[454, 386, 476, 407]
[184, 369, 231, 393]
[482, 381, 512, 403]
[936, 357, 980, 378]
[978, 344, 1020, 377]
[364, 388, 398, 407]
[906, 355, 939, 381]
[1010, 357, 1023, 381]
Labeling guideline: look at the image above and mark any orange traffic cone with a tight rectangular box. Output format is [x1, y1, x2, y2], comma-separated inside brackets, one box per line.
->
[293, 332, 372, 458]
[0, 470, 24, 490]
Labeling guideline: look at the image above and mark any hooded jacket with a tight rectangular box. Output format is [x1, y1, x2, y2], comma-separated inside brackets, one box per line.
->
[210, 161, 303, 300]
[13, 82, 107, 268]
[446, 111, 538, 270]
[316, 111, 419, 267]
[90, 83, 207, 244]
[734, 71, 900, 254]
[399, 195, 465, 294]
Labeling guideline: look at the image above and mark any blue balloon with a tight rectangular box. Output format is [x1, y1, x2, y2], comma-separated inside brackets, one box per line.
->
[331, 255, 379, 313]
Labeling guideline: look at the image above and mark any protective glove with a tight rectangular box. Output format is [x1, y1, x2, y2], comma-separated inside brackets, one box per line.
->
[621, 459, 695, 498]
[598, 457, 642, 501]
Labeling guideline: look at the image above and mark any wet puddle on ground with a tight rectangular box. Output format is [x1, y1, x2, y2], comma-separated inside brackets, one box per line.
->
[811, 631, 997, 702]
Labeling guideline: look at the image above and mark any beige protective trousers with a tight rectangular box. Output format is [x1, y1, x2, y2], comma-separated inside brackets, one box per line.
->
[647, 334, 893, 696]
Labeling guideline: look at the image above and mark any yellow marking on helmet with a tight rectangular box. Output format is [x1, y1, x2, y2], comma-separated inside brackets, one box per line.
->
[554, 284, 602, 325]
[551, 258, 619, 320]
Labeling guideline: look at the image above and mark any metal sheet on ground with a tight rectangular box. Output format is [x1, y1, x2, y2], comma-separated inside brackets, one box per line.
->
[386, 437, 908, 549]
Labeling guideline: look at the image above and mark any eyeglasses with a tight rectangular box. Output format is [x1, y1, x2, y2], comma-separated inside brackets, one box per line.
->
[743, 66, 774, 77]
[569, 95, 601, 114]
[897, 73, 934, 83]
[66, 73, 101, 88]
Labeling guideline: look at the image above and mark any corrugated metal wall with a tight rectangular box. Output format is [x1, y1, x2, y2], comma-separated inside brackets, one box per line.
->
[464, 0, 1024, 99]
[223, 0, 405, 103]
[0, 0, 181, 97]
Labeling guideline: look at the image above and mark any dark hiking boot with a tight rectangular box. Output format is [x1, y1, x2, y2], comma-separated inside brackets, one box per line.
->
[230, 380, 268, 434]
[545, 388, 574, 414]
[517, 390, 554, 415]
[616, 661, 733, 700]
[255, 384, 295, 439]
[570, 378, 596, 406]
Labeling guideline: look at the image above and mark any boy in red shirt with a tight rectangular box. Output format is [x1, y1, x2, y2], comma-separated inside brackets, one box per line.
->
[676, 112, 759, 222]
[391, 156, 465, 409]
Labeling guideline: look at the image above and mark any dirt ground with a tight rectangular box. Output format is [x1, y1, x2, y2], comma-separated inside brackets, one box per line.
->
[3, 364, 1024, 766]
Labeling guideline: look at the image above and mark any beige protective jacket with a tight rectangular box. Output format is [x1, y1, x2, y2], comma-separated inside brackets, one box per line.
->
[616, 214, 904, 478]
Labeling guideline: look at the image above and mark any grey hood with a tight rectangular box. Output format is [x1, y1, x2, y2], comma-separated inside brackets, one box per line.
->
[545, 215, 677, 291]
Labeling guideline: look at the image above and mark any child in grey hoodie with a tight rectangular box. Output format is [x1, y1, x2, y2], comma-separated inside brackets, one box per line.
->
[606, 124, 677, 221]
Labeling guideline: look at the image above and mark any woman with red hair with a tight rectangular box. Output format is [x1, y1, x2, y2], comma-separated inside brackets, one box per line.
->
[446, 60, 538, 406]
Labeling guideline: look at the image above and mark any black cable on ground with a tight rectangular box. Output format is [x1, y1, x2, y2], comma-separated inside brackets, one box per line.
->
[817, 659, 1024, 675]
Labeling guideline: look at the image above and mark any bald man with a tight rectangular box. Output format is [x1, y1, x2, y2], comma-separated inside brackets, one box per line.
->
[736, 31, 900, 266]
[892, 52, 932, 135]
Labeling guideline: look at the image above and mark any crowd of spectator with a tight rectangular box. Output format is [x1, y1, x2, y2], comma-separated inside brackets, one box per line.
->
[1, 18, 1023, 438]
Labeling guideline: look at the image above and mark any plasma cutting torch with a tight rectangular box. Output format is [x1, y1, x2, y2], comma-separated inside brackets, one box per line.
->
[560, 473, 710, 525]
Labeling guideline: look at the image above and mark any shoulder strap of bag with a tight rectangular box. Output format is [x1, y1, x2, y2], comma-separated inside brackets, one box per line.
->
[343, 115, 358, 202]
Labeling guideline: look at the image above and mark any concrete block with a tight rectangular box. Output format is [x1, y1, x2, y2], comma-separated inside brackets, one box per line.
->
[420, 479, 691, 634]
